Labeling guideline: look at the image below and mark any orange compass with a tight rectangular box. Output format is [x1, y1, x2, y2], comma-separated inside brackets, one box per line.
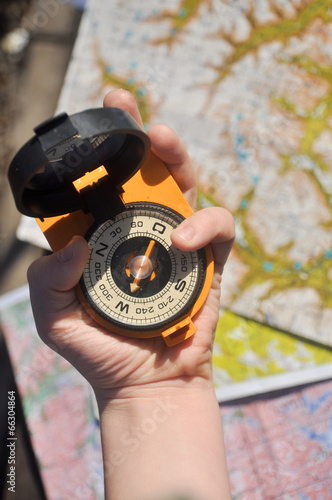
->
[8, 108, 214, 346]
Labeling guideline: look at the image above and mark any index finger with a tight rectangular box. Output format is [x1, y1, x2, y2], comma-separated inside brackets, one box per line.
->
[103, 89, 144, 129]
[103, 90, 197, 209]
[148, 124, 197, 209]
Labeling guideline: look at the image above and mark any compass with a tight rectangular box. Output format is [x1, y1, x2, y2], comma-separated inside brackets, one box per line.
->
[8, 108, 214, 346]
[80, 203, 207, 333]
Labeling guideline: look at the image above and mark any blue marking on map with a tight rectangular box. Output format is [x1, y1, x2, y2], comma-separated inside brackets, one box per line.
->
[301, 391, 332, 413]
[298, 493, 310, 500]
[302, 418, 332, 450]
[263, 262, 274, 272]
[137, 87, 146, 97]
[235, 135, 247, 159]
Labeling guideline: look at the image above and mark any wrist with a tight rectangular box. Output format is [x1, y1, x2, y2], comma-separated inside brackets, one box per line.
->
[94, 374, 214, 414]
[95, 380, 231, 500]
[93, 342, 214, 410]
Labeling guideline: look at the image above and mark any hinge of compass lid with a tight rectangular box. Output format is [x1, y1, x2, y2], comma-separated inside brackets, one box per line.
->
[34, 112, 78, 151]
[79, 175, 125, 224]
[162, 317, 196, 346]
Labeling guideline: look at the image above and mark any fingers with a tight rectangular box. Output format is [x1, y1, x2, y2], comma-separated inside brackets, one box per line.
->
[28, 235, 89, 294]
[171, 207, 235, 270]
[103, 90, 197, 208]
[103, 91, 235, 271]
[148, 124, 197, 208]
[103, 89, 144, 129]
[27, 236, 89, 337]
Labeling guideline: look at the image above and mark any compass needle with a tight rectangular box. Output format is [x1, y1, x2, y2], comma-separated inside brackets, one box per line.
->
[130, 239, 156, 293]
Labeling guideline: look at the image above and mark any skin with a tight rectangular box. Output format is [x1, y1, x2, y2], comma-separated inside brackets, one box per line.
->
[27, 90, 235, 500]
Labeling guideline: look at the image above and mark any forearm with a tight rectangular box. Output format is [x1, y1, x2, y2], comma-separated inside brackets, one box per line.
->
[96, 380, 231, 500]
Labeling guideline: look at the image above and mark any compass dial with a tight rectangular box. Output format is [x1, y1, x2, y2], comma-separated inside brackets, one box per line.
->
[80, 204, 207, 333]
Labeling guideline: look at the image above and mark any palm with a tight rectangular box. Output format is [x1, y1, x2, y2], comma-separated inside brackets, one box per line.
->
[49, 270, 221, 393]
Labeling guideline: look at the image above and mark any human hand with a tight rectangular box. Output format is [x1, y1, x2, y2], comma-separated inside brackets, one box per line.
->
[27, 89, 235, 401]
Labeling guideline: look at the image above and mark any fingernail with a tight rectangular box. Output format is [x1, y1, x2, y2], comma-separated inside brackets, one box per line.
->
[175, 224, 195, 242]
[58, 238, 75, 263]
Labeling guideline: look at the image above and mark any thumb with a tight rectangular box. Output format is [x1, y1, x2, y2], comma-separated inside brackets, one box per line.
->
[27, 235, 89, 339]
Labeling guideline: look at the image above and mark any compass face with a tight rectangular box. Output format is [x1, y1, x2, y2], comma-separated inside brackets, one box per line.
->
[80, 204, 206, 332]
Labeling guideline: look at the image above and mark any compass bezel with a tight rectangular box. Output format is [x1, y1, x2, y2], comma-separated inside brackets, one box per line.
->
[79, 203, 207, 334]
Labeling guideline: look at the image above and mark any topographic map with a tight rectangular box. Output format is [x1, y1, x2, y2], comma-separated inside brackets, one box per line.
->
[1, 286, 331, 499]
[56, 0, 332, 347]
[220, 379, 332, 499]
[214, 309, 332, 401]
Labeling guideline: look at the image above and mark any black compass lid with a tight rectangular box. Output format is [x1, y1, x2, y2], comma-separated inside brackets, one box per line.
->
[8, 107, 151, 218]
